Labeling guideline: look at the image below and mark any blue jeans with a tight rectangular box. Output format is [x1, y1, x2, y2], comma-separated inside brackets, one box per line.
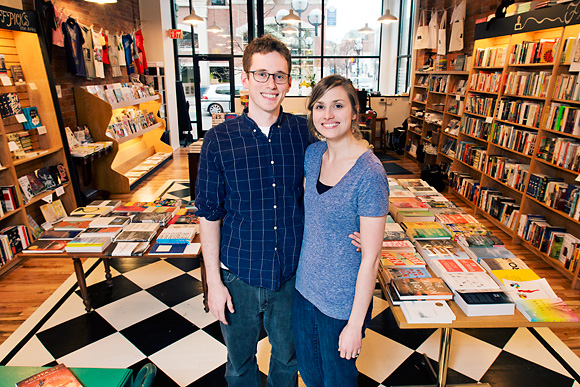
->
[292, 290, 371, 387]
[220, 269, 297, 387]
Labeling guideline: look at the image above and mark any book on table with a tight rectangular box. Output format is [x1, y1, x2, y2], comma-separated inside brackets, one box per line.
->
[155, 224, 198, 244]
[395, 210, 436, 223]
[464, 246, 516, 261]
[438, 272, 501, 293]
[502, 278, 558, 300]
[458, 234, 504, 247]
[515, 298, 579, 322]
[453, 290, 515, 317]
[87, 199, 123, 208]
[487, 268, 541, 285]
[401, 222, 452, 241]
[52, 219, 93, 231]
[106, 241, 151, 256]
[383, 266, 431, 282]
[16, 363, 82, 387]
[400, 300, 456, 324]
[391, 277, 454, 301]
[428, 258, 486, 278]
[65, 236, 112, 253]
[38, 230, 82, 240]
[149, 242, 201, 255]
[414, 239, 471, 263]
[478, 257, 528, 272]
[88, 216, 131, 228]
[123, 222, 160, 232]
[380, 252, 426, 268]
[382, 240, 416, 252]
[79, 226, 123, 239]
[69, 206, 112, 218]
[114, 230, 157, 243]
[22, 239, 68, 254]
[132, 211, 172, 226]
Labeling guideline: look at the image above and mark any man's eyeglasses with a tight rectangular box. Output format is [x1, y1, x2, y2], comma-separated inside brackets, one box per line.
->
[248, 71, 290, 84]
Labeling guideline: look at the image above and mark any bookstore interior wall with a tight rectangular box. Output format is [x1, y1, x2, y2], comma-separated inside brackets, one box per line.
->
[408, 3, 580, 289]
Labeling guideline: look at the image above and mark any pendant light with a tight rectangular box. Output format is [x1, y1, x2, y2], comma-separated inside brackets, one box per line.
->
[378, 9, 397, 24]
[359, 23, 374, 34]
[184, 9, 204, 25]
[281, 9, 301, 24]
[207, 21, 223, 33]
[282, 25, 298, 34]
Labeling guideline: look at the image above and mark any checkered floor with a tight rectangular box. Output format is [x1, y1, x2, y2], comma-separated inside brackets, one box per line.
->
[1, 256, 579, 386]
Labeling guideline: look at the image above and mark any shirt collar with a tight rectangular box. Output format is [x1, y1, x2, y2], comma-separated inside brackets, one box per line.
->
[242, 106, 286, 132]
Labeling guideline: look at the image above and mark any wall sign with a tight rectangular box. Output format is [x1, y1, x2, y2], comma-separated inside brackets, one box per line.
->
[475, 0, 580, 40]
[168, 29, 183, 39]
[0, 5, 36, 33]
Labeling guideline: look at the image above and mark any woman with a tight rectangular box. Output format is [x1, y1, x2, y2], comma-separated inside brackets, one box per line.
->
[293, 75, 389, 386]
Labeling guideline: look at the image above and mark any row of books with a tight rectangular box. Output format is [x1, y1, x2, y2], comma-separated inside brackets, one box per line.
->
[518, 214, 569, 259]
[441, 138, 456, 158]
[478, 188, 521, 231]
[560, 36, 578, 64]
[449, 79, 467, 95]
[383, 178, 578, 322]
[23, 199, 200, 256]
[429, 74, 449, 93]
[474, 46, 508, 68]
[496, 99, 543, 128]
[465, 94, 496, 117]
[545, 103, 580, 135]
[456, 141, 486, 170]
[125, 152, 172, 184]
[17, 163, 69, 204]
[447, 98, 464, 116]
[444, 119, 460, 136]
[85, 82, 156, 106]
[526, 174, 580, 219]
[488, 123, 537, 156]
[552, 73, 580, 101]
[107, 108, 158, 141]
[0, 225, 30, 266]
[469, 71, 502, 93]
[0, 185, 19, 215]
[449, 172, 480, 203]
[459, 115, 490, 140]
[503, 70, 551, 98]
[482, 155, 529, 193]
[536, 136, 580, 172]
[508, 38, 558, 65]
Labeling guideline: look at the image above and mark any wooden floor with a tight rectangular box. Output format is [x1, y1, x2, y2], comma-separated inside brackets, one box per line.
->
[1, 147, 579, 360]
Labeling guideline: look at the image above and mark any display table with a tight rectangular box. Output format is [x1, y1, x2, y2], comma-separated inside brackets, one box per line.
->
[377, 273, 580, 387]
[0, 365, 132, 387]
[19, 234, 203, 313]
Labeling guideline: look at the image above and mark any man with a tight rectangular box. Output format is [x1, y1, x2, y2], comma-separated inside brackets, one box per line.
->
[195, 34, 310, 387]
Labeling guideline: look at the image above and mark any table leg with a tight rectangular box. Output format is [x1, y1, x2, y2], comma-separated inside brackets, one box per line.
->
[102, 258, 113, 286]
[73, 258, 92, 313]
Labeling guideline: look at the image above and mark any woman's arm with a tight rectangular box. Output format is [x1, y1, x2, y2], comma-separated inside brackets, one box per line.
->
[338, 215, 386, 360]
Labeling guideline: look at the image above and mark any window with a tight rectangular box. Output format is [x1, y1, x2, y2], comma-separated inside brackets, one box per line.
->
[395, 0, 415, 95]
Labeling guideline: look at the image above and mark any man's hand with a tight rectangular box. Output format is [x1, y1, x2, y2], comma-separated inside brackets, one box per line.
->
[338, 323, 362, 360]
[349, 231, 362, 252]
[208, 282, 235, 325]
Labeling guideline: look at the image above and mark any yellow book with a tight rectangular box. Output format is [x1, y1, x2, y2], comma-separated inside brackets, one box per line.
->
[401, 222, 444, 230]
[490, 269, 541, 285]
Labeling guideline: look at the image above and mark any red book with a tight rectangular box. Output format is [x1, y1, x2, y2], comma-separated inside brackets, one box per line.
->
[16, 364, 82, 386]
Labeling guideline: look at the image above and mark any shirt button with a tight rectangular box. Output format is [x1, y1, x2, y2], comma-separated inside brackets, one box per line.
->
[271, 160, 274, 164]
[272, 183, 276, 187]
[273, 205, 277, 209]
[275, 247, 278, 251]
[274, 226, 278, 230]
[253, 129, 256, 132]
[269, 139, 272, 142]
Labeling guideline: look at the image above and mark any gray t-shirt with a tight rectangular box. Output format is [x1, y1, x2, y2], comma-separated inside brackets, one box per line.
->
[296, 141, 390, 320]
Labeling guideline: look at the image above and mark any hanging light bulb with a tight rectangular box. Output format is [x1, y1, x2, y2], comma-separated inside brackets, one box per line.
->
[281, 9, 301, 24]
[282, 25, 298, 34]
[359, 23, 374, 34]
[207, 22, 223, 33]
[184, 9, 204, 25]
[378, 9, 397, 24]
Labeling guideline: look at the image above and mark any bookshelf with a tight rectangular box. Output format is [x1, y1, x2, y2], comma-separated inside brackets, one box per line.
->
[445, 20, 580, 289]
[407, 69, 469, 168]
[0, 26, 77, 274]
[73, 87, 173, 194]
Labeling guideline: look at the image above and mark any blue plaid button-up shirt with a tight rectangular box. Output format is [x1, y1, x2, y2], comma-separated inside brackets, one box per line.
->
[195, 109, 311, 290]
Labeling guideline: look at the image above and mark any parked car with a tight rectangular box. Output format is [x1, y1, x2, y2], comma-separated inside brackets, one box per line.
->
[200, 84, 243, 115]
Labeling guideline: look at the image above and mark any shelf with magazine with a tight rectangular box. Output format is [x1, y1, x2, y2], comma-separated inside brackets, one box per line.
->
[0, 21, 78, 274]
[74, 87, 172, 193]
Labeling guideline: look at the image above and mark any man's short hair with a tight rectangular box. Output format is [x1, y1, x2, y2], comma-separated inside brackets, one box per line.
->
[242, 34, 292, 74]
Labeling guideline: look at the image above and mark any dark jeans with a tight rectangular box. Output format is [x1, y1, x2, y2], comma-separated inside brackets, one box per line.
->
[220, 269, 297, 387]
[292, 290, 371, 387]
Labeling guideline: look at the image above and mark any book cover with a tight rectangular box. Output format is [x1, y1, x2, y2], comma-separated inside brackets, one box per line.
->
[22, 239, 68, 254]
[391, 277, 454, 300]
[489, 268, 541, 285]
[17, 175, 33, 203]
[35, 168, 57, 190]
[69, 206, 111, 217]
[80, 226, 123, 239]
[414, 240, 471, 261]
[480, 257, 528, 271]
[0, 92, 22, 118]
[384, 267, 431, 282]
[466, 246, 516, 260]
[502, 278, 558, 300]
[115, 230, 157, 242]
[149, 242, 201, 255]
[65, 236, 112, 252]
[52, 219, 92, 231]
[454, 291, 515, 317]
[16, 363, 82, 387]
[89, 216, 131, 228]
[22, 107, 41, 130]
[516, 298, 579, 322]
[10, 65, 25, 83]
[38, 230, 82, 240]
[462, 235, 504, 247]
[400, 300, 456, 324]
[380, 252, 426, 268]
[132, 212, 172, 225]
[440, 272, 501, 292]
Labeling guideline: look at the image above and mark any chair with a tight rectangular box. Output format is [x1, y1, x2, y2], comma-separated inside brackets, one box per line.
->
[359, 111, 377, 146]
[133, 363, 157, 387]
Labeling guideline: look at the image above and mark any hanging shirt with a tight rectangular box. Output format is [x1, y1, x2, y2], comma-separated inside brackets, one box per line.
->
[107, 34, 122, 77]
[81, 26, 95, 79]
[102, 33, 110, 65]
[116, 35, 126, 66]
[91, 28, 105, 78]
[39, 0, 56, 60]
[62, 17, 86, 77]
[53, 7, 66, 47]
[134, 30, 148, 75]
[122, 33, 135, 75]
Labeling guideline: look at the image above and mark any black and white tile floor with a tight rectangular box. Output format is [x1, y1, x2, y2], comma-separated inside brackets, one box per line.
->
[1, 256, 579, 387]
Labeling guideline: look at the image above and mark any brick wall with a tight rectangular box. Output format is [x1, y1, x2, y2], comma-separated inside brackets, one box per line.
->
[418, 0, 499, 56]
[22, 0, 141, 129]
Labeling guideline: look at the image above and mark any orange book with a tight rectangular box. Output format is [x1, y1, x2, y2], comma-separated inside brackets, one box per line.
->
[16, 364, 82, 387]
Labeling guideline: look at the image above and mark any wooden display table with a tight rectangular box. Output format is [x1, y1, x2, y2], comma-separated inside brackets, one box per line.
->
[0, 365, 132, 387]
[377, 273, 580, 387]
